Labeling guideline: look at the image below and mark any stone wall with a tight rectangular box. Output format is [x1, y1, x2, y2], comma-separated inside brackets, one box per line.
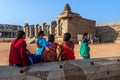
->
[68, 17, 95, 38]
[96, 22, 120, 43]
[1, 56, 120, 80]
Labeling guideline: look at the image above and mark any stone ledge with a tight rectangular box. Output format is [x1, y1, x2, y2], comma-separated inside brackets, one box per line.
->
[0, 56, 120, 80]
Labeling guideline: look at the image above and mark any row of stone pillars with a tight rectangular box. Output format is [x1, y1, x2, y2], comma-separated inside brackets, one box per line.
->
[0, 32, 15, 38]
[23, 22, 57, 38]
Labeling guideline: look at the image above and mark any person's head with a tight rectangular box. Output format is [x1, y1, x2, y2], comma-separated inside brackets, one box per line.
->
[63, 33, 71, 41]
[82, 32, 88, 39]
[16, 30, 25, 39]
[48, 34, 55, 42]
[37, 31, 44, 38]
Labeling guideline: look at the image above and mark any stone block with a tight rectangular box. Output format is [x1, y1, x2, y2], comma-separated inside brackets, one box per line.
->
[0, 57, 120, 80]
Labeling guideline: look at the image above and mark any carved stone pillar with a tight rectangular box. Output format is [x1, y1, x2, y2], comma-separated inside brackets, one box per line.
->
[23, 23, 29, 38]
[32, 27, 35, 37]
[47, 25, 50, 36]
[49, 23, 52, 34]
[34, 24, 39, 37]
[29, 26, 32, 38]
[50, 23, 56, 35]
[23, 24, 26, 37]
[38, 26, 42, 32]
[56, 19, 60, 36]
[42, 22, 47, 36]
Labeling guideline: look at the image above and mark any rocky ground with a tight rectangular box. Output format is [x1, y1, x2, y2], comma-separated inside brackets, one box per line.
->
[0, 42, 120, 66]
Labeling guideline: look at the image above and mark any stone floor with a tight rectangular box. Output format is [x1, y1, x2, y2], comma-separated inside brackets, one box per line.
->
[0, 42, 120, 66]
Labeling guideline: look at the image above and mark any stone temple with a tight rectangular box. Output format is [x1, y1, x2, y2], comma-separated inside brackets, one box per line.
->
[55, 4, 96, 43]
[23, 4, 96, 43]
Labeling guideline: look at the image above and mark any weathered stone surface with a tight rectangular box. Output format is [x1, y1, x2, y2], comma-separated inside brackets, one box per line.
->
[23, 23, 30, 37]
[62, 63, 87, 80]
[34, 24, 39, 37]
[96, 22, 120, 43]
[1, 57, 120, 80]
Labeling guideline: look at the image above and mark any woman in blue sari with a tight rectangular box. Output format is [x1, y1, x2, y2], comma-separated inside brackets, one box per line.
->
[35, 31, 46, 55]
[80, 32, 90, 59]
[28, 31, 46, 63]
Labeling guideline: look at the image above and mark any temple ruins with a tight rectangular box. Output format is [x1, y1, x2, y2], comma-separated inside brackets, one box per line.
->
[23, 4, 96, 43]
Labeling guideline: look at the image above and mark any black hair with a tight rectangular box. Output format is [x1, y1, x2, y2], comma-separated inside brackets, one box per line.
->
[82, 32, 88, 39]
[14, 30, 25, 45]
[37, 31, 44, 38]
[48, 34, 55, 42]
[63, 33, 71, 41]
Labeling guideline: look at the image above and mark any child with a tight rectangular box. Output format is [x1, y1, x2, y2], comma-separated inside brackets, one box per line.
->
[80, 32, 90, 59]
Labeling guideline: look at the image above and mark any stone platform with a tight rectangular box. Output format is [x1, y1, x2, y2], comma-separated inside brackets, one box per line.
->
[0, 56, 120, 80]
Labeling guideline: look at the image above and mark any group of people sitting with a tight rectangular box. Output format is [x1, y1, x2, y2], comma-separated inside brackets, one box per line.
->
[9, 30, 90, 73]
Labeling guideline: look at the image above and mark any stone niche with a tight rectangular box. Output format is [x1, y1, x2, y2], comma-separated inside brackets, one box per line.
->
[0, 56, 120, 80]
[56, 4, 96, 43]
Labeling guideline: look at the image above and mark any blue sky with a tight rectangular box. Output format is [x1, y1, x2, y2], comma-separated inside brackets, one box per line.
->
[0, 0, 120, 25]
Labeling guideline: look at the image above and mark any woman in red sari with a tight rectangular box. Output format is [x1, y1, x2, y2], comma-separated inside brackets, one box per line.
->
[9, 30, 30, 72]
[61, 33, 75, 60]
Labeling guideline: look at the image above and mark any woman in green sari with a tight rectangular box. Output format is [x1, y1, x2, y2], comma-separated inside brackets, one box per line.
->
[80, 32, 90, 59]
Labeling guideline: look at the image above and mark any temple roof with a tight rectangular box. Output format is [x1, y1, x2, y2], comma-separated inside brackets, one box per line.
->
[64, 3, 71, 12]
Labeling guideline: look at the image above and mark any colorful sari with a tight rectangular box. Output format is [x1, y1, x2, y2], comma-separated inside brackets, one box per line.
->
[61, 41, 75, 60]
[80, 39, 90, 59]
[35, 38, 46, 55]
[42, 42, 59, 62]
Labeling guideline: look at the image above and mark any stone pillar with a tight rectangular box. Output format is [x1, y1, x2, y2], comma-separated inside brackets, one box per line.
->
[11, 32, 13, 38]
[29, 26, 32, 38]
[14, 32, 15, 38]
[2, 32, 4, 38]
[9, 32, 11, 38]
[38, 26, 42, 32]
[49, 23, 56, 35]
[56, 19, 60, 36]
[49, 23, 52, 34]
[23, 24, 26, 33]
[0, 32, 1, 38]
[34, 24, 39, 37]
[32, 27, 35, 37]
[42, 22, 47, 36]
[26, 26, 29, 37]
[47, 25, 50, 36]
[41, 24, 44, 31]
[23, 23, 29, 38]
[4, 32, 5, 38]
